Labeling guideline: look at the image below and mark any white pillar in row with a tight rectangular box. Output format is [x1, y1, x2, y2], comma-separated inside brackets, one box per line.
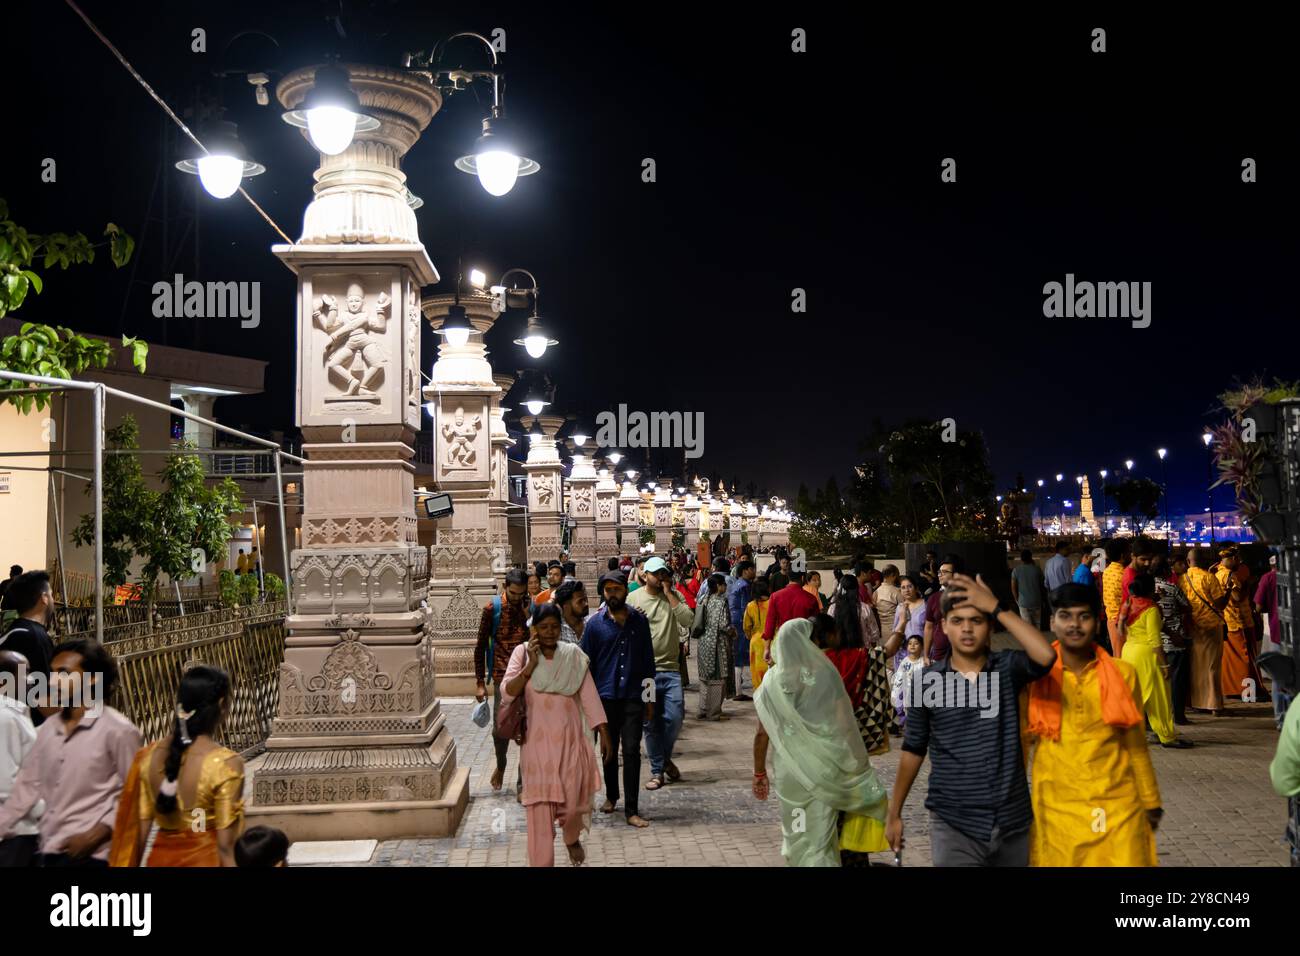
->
[594, 469, 620, 564]
[653, 484, 673, 554]
[683, 493, 700, 555]
[618, 481, 641, 553]
[567, 452, 599, 585]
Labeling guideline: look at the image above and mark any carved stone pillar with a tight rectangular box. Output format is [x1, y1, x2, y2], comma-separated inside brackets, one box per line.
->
[683, 493, 700, 554]
[567, 453, 599, 584]
[618, 480, 641, 553]
[758, 507, 771, 550]
[594, 469, 619, 564]
[653, 485, 673, 553]
[489, 373, 515, 575]
[249, 64, 467, 840]
[745, 502, 759, 548]
[728, 500, 744, 553]
[420, 292, 501, 695]
[524, 415, 565, 566]
[708, 498, 724, 553]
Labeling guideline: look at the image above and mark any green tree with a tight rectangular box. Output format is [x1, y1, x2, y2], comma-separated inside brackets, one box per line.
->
[792, 419, 998, 557]
[1104, 477, 1163, 534]
[0, 198, 146, 412]
[874, 419, 995, 532]
[72, 415, 243, 618]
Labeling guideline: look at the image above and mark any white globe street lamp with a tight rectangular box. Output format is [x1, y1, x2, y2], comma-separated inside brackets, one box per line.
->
[281, 64, 380, 155]
[175, 119, 265, 199]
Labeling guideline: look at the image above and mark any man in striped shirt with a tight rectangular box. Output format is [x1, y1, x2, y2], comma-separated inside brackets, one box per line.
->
[885, 573, 1056, 866]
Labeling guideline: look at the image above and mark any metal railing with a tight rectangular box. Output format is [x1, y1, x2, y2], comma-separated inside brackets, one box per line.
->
[211, 449, 275, 477]
[0, 368, 305, 639]
[60, 600, 285, 644]
[109, 615, 287, 757]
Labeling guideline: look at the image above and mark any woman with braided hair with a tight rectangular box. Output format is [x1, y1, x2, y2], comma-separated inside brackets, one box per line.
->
[109, 666, 245, 866]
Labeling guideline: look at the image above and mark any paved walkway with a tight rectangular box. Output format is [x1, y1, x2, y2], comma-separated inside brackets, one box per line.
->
[306, 678, 1290, 867]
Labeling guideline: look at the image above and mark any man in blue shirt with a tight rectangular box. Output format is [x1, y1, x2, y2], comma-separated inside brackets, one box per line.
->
[581, 571, 656, 828]
[1044, 542, 1072, 592]
[726, 561, 756, 700]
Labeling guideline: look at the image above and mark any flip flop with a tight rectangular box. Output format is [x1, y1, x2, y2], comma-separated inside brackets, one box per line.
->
[645, 775, 666, 790]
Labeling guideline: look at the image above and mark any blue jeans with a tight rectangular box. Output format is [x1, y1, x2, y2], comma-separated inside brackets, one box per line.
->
[643, 670, 684, 776]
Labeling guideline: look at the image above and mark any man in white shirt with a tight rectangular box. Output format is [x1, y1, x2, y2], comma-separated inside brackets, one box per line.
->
[874, 565, 904, 638]
[0, 650, 42, 866]
[1044, 541, 1073, 592]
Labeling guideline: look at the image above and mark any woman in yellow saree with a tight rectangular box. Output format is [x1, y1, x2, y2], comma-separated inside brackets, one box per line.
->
[109, 666, 245, 867]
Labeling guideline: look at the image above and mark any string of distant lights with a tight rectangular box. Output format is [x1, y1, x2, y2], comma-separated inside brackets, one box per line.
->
[993, 432, 1230, 535]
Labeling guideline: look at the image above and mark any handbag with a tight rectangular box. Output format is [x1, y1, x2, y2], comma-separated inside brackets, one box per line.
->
[495, 691, 527, 744]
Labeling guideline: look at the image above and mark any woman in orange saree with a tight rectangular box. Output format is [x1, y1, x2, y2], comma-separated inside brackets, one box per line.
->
[109, 666, 244, 867]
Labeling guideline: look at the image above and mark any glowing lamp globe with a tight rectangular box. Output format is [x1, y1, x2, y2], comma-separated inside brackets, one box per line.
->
[196, 155, 245, 199]
[305, 106, 359, 155]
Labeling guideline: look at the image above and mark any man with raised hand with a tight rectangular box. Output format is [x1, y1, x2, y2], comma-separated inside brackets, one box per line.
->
[629, 557, 694, 791]
[885, 573, 1056, 866]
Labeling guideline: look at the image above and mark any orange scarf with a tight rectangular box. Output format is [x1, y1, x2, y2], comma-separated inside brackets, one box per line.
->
[1125, 596, 1155, 626]
[1027, 641, 1142, 741]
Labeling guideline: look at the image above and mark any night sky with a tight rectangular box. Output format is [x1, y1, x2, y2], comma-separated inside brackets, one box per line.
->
[6, 3, 1296, 517]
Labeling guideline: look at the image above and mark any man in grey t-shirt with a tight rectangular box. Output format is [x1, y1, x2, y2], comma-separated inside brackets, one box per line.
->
[1010, 550, 1044, 624]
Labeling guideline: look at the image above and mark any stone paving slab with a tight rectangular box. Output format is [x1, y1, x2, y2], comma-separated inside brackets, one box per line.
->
[304, 682, 1289, 867]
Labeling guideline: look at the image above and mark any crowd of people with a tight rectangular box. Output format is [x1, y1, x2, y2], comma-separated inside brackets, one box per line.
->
[0, 567, 289, 867]
[3, 534, 1298, 869]
[474, 539, 1300, 867]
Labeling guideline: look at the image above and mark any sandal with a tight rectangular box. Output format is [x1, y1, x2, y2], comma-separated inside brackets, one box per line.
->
[566, 841, 586, 866]
[664, 760, 681, 782]
[645, 774, 666, 791]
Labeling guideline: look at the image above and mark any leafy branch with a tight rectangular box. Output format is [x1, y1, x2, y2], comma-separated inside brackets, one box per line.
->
[0, 197, 145, 412]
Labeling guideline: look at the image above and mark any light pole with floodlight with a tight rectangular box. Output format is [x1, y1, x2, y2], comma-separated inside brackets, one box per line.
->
[1202, 432, 1215, 543]
[1156, 448, 1169, 532]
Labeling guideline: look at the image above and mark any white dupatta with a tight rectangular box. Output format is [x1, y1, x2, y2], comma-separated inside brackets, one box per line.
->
[529, 640, 590, 696]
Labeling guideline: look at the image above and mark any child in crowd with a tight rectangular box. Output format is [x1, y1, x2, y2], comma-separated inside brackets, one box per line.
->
[890, 635, 925, 731]
[235, 825, 290, 867]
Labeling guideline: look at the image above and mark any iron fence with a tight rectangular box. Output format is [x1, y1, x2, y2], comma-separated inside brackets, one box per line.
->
[109, 615, 287, 757]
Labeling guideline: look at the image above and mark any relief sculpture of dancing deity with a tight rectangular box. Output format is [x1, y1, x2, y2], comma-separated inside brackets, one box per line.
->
[316, 279, 389, 399]
[441, 406, 482, 470]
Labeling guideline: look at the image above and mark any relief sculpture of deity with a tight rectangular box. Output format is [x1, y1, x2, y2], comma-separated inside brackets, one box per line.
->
[315, 279, 389, 398]
[441, 406, 482, 469]
[533, 474, 555, 506]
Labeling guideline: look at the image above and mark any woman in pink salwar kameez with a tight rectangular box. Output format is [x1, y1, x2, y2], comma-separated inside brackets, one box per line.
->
[502, 603, 612, 866]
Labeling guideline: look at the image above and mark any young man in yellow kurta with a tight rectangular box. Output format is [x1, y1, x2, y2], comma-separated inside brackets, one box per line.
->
[1024, 583, 1162, 866]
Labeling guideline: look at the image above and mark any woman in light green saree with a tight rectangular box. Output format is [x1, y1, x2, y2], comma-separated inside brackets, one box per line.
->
[752, 617, 889, 866]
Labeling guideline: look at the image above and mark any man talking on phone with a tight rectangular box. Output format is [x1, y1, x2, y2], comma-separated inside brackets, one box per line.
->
[581, 571, 656, 827]
[628, 557, 694, 791]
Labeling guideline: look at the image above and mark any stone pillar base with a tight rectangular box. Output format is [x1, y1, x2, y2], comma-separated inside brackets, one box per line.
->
[246, 766, 469, 841]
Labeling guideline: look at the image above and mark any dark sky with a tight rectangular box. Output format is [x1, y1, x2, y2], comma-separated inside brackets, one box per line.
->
[6, 3, 1296, 517]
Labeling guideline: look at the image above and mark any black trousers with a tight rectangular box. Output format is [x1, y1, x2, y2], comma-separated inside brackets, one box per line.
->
[491, 684, 522, 788]
[0, 835, 38, 867]
[602, 697, 644, 818]
[1167, 647, 1190, 722]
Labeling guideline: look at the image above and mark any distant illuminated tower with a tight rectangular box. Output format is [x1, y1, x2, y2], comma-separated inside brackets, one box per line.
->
[1080, 475, 1096, 526]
